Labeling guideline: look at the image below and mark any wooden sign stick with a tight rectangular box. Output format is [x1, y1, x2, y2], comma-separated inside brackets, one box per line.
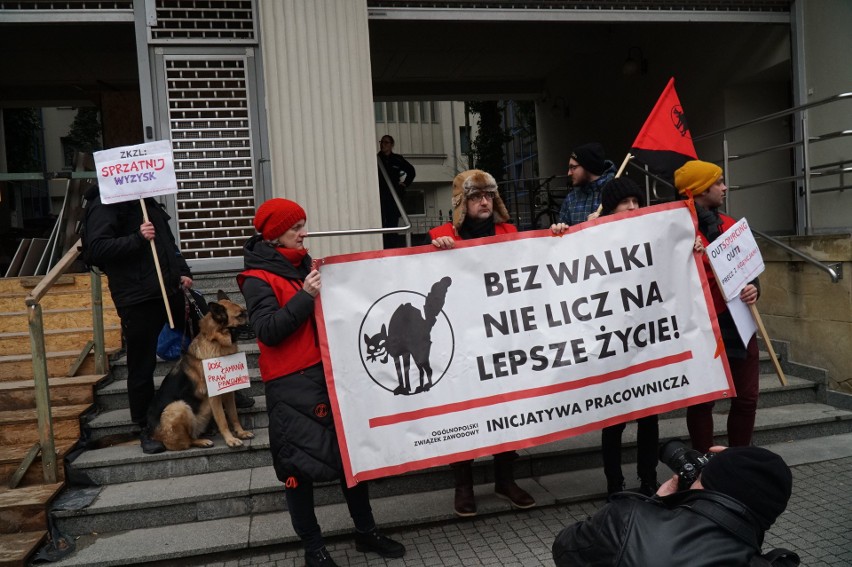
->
[139, 198, 175, 329]
[749, 303, 787, 386]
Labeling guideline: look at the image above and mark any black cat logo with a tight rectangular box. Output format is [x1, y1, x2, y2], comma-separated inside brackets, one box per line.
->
[670, 105, 691, 138]
[360, 276, 454, 395]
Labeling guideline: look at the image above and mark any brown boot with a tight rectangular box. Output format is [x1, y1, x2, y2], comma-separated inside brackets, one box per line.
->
[493, 453, 536, 509]
[452, 461, 477, 517]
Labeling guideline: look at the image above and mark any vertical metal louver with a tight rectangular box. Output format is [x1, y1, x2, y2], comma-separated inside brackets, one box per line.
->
[151, 0, 256, 42]
[165, 57, 257, 261]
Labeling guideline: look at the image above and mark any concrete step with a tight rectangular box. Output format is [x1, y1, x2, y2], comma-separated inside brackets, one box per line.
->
[0, 405, 91, 447]
[0, 531, 46, 567]
[95, 369, 264, 411]
[0, 348, 119, 381]
[0, 327, 121, 358]
[0, 483, 64, 534]
[82, 394, 267, 442]
[0, 307, 120, 334]
[46, 432, 852, 567]
[68, 401, 852, 490]
[0, 375, 106, 411]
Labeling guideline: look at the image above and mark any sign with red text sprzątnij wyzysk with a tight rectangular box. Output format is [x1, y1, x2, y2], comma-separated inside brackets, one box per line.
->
[93, 140, 177, 204]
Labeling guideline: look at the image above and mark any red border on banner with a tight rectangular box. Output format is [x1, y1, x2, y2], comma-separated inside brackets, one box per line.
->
[314, 200, 733, 486]
[368, 350, 693, 428]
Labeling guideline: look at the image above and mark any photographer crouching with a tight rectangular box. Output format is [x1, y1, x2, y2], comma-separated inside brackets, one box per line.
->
[552, 443, 797, 566]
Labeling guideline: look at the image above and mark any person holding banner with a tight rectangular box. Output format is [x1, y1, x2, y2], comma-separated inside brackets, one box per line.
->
[595, 178, 661, 496]
[558, 142, 616, 226]
[675, 160, 761, 453]
[429, 169, 536, 517]
[84, 183, 192, 455]
[238, 199, 405, 567]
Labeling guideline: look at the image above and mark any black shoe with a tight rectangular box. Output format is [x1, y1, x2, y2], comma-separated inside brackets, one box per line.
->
[638, 480, 660, 497]
[305, 546, 339, 567]
[235, 389, 255, 408]
[607, 481, 625, 496]
[140, 430, 165, 454]
[354, 529, 406, 558]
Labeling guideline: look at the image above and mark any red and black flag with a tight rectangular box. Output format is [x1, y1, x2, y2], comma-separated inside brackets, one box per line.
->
[631, 77, 697, 183]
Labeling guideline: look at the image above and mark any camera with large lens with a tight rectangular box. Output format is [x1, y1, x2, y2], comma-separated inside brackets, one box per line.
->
[659, 439, 715, 490]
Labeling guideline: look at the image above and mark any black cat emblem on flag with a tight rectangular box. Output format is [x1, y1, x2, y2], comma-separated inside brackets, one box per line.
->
[359, 276, 454, 395]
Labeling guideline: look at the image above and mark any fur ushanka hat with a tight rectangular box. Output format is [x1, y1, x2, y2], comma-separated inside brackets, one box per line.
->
[451, 169, 511, 230]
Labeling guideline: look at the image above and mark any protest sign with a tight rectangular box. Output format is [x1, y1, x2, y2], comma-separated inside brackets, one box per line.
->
[705, 217, 764, 302]
[93, 140, 177, 205]
[203, 352, 251, 396]
[316, 202, 732, 486]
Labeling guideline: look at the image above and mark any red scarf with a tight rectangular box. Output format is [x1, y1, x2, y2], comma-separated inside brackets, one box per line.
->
[277, 246, 308, 267]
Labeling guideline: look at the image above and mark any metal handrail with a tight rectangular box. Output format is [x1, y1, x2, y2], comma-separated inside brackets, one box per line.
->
[693, 91, 852, 234]
[624, 159, 841, 284]
[753, 229, 842, 283]
[693, 92, 852, 140]
[21, 239, 106, 486]
[311, 157, 412, 245]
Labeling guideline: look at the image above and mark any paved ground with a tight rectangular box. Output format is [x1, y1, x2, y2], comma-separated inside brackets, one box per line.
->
[173, 456, 852, 567]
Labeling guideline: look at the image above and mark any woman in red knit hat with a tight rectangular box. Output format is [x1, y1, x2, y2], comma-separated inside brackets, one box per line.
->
[238, 198, 405, 567]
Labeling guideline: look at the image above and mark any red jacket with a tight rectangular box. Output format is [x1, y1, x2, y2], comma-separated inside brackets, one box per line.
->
[428, 221, 517, 241]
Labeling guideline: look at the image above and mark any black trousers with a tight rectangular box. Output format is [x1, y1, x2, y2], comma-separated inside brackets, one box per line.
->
[116, 293, 184, 425]
[601, 415, 659, 486]
[285, 477, 375, 553]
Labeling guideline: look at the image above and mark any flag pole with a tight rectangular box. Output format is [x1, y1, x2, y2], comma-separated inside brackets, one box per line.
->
[748, 303, 787, 386]
[591, 153, 634, 218]
[139, 198, 175, 329]
[615, 153, 633, 178]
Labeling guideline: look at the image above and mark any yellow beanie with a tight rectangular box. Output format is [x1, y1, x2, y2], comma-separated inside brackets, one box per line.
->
[674, 160, 723, 197]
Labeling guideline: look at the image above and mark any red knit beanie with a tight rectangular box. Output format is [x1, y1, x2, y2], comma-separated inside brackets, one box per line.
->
[253, 198, 306, 241]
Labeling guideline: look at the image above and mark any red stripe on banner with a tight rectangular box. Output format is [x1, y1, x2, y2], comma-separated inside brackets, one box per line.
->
[350, 386, 732, 484]
[368, 350, 694, 428]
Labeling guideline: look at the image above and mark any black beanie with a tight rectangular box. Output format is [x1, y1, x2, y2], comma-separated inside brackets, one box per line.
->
[571, 142, 607, 176]
[700, 446, 793, 532]
[600, 177, 646, 215]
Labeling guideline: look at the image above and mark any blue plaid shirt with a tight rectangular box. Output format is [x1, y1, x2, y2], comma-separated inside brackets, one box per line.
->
[558, 163, 616, 225]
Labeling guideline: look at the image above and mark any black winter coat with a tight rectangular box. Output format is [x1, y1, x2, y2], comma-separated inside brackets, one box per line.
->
[552, 490, 764, 566]
[85, 190, 190, 308]
[239, 235, 342, 483]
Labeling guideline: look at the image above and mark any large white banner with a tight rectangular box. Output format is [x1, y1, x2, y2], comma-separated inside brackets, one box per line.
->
[316, 202, 732, 486]
[93, 140, 177, 204]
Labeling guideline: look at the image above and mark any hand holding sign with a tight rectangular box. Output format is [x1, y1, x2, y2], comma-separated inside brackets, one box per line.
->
[94, 140, 179, 327]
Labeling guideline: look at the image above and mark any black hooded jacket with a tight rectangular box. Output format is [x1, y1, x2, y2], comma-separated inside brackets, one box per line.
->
[238, 234, 342, 483]
[85, 188, 190, 308]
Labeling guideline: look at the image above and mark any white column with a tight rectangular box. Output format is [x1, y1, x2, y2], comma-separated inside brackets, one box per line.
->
[258, 0, 381, 256]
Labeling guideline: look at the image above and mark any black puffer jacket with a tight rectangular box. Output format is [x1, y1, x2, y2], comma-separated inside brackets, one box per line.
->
[85, 188, 190, 308]
[238, 235, 342, 483]
[553, 490, 764, 566]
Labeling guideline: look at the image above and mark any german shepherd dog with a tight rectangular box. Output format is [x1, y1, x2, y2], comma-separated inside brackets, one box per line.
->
[147, 291, 255, 450]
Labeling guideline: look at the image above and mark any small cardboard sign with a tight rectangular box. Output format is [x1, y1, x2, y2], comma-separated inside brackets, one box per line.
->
[93, 140, 178, 204]
[203, 352, 251, 397]
[706, 217, 765, 302]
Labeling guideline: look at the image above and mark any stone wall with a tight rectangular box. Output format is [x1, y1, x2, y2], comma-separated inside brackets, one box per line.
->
[758, 234, 852, 393]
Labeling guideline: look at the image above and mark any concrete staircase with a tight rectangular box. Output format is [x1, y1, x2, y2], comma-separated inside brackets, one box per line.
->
[37, 276, 852, 567]
[0, 274, 120, 567]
